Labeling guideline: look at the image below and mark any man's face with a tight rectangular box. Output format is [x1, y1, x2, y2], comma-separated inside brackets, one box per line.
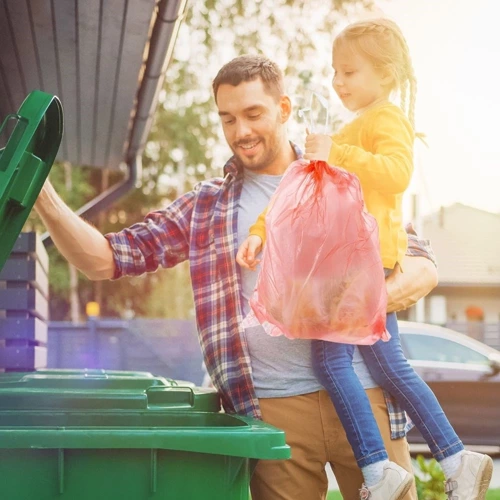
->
[332, 47, 390, 112]
[216, 78, 287, 174]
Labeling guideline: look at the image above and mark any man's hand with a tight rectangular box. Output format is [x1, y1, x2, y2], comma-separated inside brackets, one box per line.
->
[236, 235, 263, 271]
[304, 132, 333, 162]
[386, 255, 438, 313]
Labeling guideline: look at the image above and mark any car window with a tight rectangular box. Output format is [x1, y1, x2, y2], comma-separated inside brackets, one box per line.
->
[401, 333, 490, 365]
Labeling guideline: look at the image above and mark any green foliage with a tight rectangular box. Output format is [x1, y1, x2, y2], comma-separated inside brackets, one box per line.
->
[413, 455, 446, 500]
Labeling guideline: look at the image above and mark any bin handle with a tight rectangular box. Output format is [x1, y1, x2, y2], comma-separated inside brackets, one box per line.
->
[0, 114, 28, 172]
[7, 152, 46, 208]
[146, 385, 195, 408]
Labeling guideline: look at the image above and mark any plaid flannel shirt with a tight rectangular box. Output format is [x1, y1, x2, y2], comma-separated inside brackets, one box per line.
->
[406, 222, 437, 265]
[105, 144, 436, 439]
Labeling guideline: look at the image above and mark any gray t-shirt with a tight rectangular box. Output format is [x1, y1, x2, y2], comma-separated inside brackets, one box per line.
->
[238, 169, 378, 398]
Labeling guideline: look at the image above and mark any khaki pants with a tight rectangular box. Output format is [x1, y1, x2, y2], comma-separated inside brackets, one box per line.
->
[251, 388, 417, 500]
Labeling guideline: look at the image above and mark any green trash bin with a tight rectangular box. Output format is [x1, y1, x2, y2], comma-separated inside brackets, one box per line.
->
[0, 372, 290, 500]
[0, 92, 291, 499]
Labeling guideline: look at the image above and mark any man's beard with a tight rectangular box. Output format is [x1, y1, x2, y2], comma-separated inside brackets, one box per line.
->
[233, 133, 281, 172]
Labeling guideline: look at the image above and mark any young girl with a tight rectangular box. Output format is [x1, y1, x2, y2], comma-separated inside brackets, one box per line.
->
[237, 18, 493, 500]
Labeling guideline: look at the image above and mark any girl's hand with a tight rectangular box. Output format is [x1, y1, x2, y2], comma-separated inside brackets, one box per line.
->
[236, 235, 263, 270]
[304, 132, 333, 162]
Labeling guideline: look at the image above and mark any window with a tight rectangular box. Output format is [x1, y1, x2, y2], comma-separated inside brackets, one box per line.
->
[401, 334, 489, 365]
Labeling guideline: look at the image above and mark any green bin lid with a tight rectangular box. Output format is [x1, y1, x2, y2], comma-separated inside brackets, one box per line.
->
[0, 411, 290, 460]
[0, 368, 158, 379]
[0, 90, 63, 271]
[0, 370, 220, 412]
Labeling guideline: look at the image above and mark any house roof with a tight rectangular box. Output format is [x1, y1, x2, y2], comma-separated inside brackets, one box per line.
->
[0, 0, 186, 171]
[423, 203, 500, 286]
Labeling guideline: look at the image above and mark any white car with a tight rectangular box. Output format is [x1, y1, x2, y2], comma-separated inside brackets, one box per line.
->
[398, 321, 500, 448]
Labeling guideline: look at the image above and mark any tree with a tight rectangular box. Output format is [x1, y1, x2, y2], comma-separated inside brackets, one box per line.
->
[34, 0, 373, 320]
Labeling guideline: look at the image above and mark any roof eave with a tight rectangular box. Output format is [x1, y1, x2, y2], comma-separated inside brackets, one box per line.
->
[43, 0, 187, 245]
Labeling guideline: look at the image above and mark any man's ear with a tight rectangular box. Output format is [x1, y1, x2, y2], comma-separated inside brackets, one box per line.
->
[279, 95, 292, 123]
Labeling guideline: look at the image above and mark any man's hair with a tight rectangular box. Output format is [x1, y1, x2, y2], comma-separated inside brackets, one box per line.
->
[212, 54, 284, 104]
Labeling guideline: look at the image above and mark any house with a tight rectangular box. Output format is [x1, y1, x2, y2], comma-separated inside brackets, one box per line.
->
[403, 203, 500, 347]
[0, 0, 187, 221]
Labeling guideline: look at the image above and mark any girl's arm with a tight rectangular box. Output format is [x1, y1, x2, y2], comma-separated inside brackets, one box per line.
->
[249, 206, 268, 244]
[329, 106, 414, 194]
[236, 206, 268, 270]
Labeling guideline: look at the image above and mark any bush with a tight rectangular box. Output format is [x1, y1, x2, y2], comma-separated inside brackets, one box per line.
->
[413, 455, 446, 500]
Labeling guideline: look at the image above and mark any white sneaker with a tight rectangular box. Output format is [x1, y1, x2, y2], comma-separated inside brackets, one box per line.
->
[359, 461, 413, 500]
[444, 451, 493, 499]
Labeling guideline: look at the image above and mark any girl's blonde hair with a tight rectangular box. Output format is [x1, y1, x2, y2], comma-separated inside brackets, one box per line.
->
[333, 18, 417, 129]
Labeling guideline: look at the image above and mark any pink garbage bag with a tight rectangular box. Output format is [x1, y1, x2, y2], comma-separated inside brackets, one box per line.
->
[247, 159, 389, 345]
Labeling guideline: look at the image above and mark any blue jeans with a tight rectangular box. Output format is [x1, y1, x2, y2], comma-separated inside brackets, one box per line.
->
[312, 312, 464, 467]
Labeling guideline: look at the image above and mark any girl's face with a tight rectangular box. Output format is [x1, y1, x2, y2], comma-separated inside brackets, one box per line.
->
[332, 45, 392, 112]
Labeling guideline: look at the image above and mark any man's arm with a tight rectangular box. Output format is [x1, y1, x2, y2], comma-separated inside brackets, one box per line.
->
[386, 256, 438, 313]
[386, 223, 438, 313]
[34, 181, 115, 281]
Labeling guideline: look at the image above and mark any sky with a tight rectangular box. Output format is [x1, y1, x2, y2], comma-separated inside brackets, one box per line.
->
[374, 0, 500, 217]
[174, 1, 499, 218]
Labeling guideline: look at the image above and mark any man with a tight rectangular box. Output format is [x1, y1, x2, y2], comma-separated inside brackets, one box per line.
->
[35, 55, 437, 500]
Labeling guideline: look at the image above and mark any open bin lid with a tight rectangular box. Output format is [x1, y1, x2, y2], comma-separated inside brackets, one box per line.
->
[0, 90, 63, 271]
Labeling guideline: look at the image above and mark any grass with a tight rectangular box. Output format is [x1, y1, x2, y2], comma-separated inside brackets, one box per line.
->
[326, 492, 343, 500]
[326, 489, 500, 499]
